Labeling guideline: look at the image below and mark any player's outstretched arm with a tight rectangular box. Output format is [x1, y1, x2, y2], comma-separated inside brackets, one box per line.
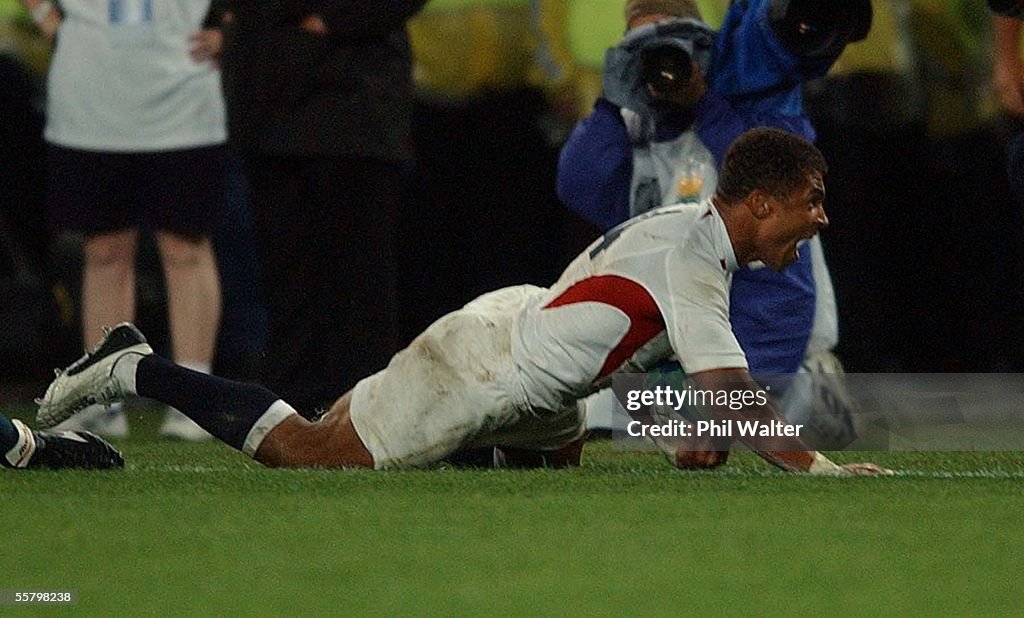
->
[690, 368, 891, 476]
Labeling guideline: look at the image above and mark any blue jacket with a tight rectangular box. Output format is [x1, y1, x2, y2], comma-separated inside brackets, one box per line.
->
[556, 0, 837, 375]
[709, 0, 837, 117]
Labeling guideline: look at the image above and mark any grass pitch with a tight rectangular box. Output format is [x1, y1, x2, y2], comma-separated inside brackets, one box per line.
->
[3, 404, 1023, 615]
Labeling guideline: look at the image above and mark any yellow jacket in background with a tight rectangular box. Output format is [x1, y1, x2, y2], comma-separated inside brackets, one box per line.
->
[410, 0, 575, 103]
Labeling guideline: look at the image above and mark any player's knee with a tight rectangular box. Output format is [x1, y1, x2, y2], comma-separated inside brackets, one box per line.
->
[257, 418, 326, 468]
[156, 233, 211, 270]
[84, 232, 137, 267]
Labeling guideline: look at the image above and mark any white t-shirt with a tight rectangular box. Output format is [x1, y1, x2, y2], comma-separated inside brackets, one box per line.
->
[513, 201, 747, 412]
[45, 0, 226, 151]
[622, 109, 718, 216]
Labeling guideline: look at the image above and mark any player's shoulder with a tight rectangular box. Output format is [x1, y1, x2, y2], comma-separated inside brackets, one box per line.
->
[625, 200, 706, 233]
[586, 203, 708, 273]
[566, 201, 716, 285]
[618, 202, 712, 250]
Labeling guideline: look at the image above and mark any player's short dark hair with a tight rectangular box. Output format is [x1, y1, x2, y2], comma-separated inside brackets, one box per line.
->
[716, 128, 827, 203]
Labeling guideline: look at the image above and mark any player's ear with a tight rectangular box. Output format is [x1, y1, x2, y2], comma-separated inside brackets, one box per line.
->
[745, 190, 773, 220]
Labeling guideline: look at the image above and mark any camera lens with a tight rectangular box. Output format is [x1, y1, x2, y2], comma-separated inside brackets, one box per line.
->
[641, 45, 693, 93]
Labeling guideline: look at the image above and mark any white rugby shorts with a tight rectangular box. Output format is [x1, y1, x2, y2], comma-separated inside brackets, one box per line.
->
[349, 285, 586, 469]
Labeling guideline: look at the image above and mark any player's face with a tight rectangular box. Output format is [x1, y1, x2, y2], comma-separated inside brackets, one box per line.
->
[757, 172, 828, 271]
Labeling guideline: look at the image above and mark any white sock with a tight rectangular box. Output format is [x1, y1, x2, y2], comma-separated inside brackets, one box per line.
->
[178, 361, 211, 375]
[5, 419, 37, 468]
[111, 351, 149, 396]
[243, 400, 299, 457]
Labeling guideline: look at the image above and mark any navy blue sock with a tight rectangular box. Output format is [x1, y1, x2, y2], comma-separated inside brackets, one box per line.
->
[0, 413, 20, 456]
[135, 355, 282, 451]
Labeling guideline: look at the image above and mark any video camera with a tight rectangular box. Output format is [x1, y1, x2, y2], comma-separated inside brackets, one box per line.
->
[639, 44, 694, 97]
[768, 0, 872, 59]
[603, 18, 715, 120]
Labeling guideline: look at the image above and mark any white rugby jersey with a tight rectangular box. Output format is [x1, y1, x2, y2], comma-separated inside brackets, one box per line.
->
[512, 201, 747, 411]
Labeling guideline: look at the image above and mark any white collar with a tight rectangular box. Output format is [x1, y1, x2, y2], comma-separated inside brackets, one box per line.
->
[703, 203, 738, 272]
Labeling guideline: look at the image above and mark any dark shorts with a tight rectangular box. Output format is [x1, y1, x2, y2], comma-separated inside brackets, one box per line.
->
[47, 144, 227, 239]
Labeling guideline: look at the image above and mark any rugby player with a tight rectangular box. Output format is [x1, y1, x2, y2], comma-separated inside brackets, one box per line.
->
[35, 128, 888, 475]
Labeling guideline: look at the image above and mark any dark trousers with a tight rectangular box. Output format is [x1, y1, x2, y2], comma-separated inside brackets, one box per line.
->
[399, 88, 573, 343]
[212, 153, 267, 382]
[245, 155, 401, 414]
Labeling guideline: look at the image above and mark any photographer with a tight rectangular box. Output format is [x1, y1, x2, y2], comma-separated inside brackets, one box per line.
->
[556, 0, 869, 432]
[558, 0, 872, 229]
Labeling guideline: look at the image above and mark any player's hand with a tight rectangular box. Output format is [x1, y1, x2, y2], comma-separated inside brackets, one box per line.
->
[839, 462, 894, 476]
[673, 432, 731, 470]
[188, 28, 223, 64]
[675, 448, 728, 469]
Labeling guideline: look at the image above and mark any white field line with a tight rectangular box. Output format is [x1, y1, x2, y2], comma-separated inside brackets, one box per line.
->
[132, 464, 1024, 479]
[131, 464, 250, 473]
[701, 467, 1024, 480]
[889, 469, 1024, 480]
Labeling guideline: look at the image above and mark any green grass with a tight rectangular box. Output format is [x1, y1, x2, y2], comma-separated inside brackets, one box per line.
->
[3, 404, 1024, 615]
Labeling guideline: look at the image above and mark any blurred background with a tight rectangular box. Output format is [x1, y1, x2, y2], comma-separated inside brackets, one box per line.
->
[2, 0, 1024, 410]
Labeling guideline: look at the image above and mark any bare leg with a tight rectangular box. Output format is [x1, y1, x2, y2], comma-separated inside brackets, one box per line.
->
[254, 391, 374, 468]
[156, 231, 221, 368]
[82, 230, 138, 346]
